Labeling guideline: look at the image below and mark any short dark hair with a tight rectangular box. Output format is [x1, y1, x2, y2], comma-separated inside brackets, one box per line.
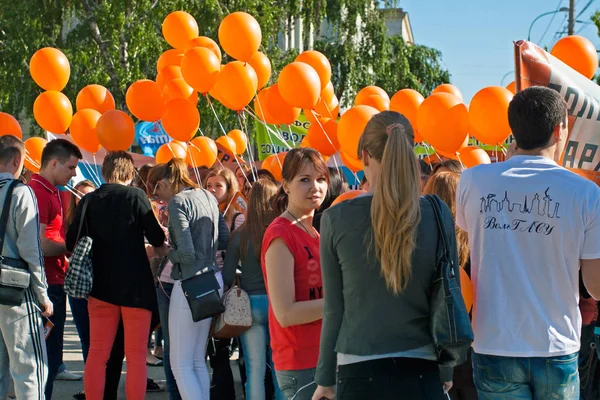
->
[508, 86, 567, 150]
[0, 135, 24, 165]
[41, 138, 82, 168]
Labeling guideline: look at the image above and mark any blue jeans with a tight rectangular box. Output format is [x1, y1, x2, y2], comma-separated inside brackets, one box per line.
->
[239, 295, 284, 400]
[473, 352, 579, 399]
[157, 281, 182, 400]
[275, 368, 316, 400]
[45, 284, 67, 400]
[69, 296, 90, 363]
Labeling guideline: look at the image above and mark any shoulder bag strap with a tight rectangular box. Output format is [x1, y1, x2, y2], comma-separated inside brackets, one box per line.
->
[425, 194, 450, 263]
[0, 180, 21, 255]
[75, 197, 90, 243]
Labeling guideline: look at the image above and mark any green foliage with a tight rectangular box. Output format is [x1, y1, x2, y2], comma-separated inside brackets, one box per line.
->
[0, 0, 449, 138]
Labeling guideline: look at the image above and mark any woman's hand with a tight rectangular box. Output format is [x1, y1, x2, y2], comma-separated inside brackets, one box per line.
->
[312, 385, 335, 400]
[154, 243, 170, 257]
[443, 381, 453, 393]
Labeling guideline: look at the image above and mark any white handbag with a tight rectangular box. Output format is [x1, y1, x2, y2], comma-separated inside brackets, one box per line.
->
[212, 278, 252, 339]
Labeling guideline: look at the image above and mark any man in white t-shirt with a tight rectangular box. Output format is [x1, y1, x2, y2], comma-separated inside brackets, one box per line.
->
[456, 86, 600, 399]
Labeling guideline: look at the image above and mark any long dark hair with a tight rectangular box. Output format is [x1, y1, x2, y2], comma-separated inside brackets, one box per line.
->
[272, 148, 330, 214]
[318, 167, 347, 213]
[238, 179, 279, 261]
[66, 180, 96, 230]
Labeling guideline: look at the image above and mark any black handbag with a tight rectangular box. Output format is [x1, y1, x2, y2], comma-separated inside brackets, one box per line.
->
[180, 189, 225, 322]
[425, 194, 474, 367]
[0, 180, 31, 306]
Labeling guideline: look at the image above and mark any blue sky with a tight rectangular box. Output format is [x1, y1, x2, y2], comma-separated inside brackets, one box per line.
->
[401, 0, 600, 102]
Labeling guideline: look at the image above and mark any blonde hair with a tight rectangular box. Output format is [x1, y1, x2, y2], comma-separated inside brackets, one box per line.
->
[204, 167, 239, 224]
[423, 172, 469, 269]
[239, 179, 279, 260]
[358, 111, 421, 294]
[147, 158, 198, 195]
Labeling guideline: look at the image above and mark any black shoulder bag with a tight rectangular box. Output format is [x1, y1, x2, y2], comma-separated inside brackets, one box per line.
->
[425, 194, 474, 367]
[181, 190, 225, 322]
[0, 180, 31, 306]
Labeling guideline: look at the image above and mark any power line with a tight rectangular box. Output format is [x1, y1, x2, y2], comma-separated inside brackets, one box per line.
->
[576, 0, 596, 19]
[539, 0, 565, 44]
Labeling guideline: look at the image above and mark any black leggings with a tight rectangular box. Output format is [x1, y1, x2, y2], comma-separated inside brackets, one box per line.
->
[337, 357, 445, 400]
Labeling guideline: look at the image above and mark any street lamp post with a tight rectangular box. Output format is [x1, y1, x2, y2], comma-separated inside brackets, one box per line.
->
[528, 7, 570, 41]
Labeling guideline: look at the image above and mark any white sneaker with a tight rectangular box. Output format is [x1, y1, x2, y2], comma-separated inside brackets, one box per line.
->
[56, 369, 83, 381]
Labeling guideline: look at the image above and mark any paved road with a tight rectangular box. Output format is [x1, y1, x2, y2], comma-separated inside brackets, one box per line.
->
[53, 307, 245, 400]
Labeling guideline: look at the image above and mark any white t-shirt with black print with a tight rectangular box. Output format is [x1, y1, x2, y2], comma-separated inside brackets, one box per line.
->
[457, 155, 600, 357]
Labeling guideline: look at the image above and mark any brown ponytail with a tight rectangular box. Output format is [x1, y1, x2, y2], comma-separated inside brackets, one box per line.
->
[147, 158, 198, 195]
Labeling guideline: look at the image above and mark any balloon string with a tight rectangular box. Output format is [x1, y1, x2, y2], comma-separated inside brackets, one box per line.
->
[236, 113, 257, 185]
[63, 183, 82, 200]
[456, 153, 465, 169]
[92, 154, 103, 186]
[244, 106, 293, 150]
[238, 111, 258, 180]
[186, 141, 203, 187]
[188, 140, 226, 171]
[309, 109, 341, 174]
[205, 95, 228, 136]
[80, 159, 103, 188]
[252, 89, 287, 138]
[133, 168, 149, 191]
[243, 107, 289, 172]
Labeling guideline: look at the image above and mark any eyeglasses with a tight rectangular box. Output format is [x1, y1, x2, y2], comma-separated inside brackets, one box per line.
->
[151, 183, 160, 199]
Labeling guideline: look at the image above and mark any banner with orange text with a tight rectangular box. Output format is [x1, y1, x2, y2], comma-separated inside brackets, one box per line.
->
[515, 40, 600, 184]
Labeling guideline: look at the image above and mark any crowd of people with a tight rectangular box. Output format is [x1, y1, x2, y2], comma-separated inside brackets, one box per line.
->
[0, 85, 599, 400]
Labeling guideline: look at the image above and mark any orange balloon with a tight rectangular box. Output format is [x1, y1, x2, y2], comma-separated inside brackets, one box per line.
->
[320, 81, 335, 104]
[157, 49, 185, 73]
[187, 136, 218, 168]
[214, 61, 258, 111]
[300, 136, 312, 148]
[227, 129, 248, 155]
[268, 152, 287, 181]
[315, 95, 339, 120]
[469, 86, 513, 146]
[187, 36, 222, 63]
[278, 62, 321, 109]
[506, 81, 516, 95]
[304, 108, 319, 126]
[29, 47, 70, 91]
[162, 11, 199, 49]
[360, 95, 389, 112]
[76, 84, 115, 114]
[551, 35, 599, 79]
[417, 93, 469, 154]
[248, 52, 272, 90]
[253, 87, 278, 124]
[460, 267, 473, 313]
[155, 142, 187, 164]
[331, 190, 366, 206]
[171, 140, 188, 150]
[306, 117, 339, 156]
[458, 146, 491, 168]
[390, 89, 424, 143]
[24, 137, 47, 173]
[0, 112, 22, 139]
[355, 86, 389, 106]
[340, 151, 363, 172]
[156, 65, 183, 90]
[265, 84, 301, 125]
[181, 47, 220, 94]
[96, 110, 135, 151]
[295, 50, 331, 90]
[163, 78, 199, 104]
[218, 12, 262, 62]
[126, 80, 165, 122]
[261, 154, 277, 172]
[70, 109, 102, 153]
[162, 98, 200, 142]
[432, 84, 463, 101]
[208, 65, 226, 102]
[216, 136, 237, 156]
[33, 91, 73, 133]
[338, 105, 379, 158]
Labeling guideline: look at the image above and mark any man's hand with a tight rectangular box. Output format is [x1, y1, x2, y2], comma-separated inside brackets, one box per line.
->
[312, 385, 335, 400]
[40, 299, 53, 317]
[443, 381, 453, 394]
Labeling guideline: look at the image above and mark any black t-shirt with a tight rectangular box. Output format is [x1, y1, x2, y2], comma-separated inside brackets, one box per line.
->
[66, 184, 165, 311]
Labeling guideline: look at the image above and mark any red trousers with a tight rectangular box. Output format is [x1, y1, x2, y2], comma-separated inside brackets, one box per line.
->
[84, 297, 151, 400]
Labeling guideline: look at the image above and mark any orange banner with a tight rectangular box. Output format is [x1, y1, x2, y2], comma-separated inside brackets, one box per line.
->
[515, 40, 600, 184]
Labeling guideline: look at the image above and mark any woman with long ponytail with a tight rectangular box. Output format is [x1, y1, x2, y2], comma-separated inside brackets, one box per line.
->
[148, 158, 230, 400]
[312, 111, 459, 400]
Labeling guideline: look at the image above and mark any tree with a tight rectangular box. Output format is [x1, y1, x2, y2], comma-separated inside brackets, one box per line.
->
[0, 0, 449, 138]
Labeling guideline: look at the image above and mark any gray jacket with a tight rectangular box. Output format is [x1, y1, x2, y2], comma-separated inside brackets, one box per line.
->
[167, 188, 229, 280]
[0, 172, 49, 304]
